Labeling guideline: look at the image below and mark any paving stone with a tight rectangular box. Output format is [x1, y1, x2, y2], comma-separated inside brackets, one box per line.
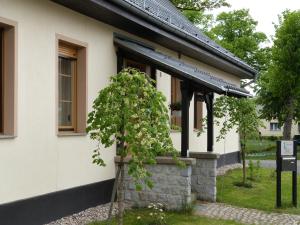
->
[196, 202, 300, 225]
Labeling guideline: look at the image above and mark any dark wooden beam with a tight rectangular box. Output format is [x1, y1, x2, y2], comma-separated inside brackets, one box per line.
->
[117, 50, 124, 73]
[205, 93, 214, 152]
[180, 80, 194, 157]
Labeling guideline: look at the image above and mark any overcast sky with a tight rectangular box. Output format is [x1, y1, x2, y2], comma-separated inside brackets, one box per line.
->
[211, 0, 300, 41]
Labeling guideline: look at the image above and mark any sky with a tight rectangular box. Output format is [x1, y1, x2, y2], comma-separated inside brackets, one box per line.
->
[211, 0, 300, 41]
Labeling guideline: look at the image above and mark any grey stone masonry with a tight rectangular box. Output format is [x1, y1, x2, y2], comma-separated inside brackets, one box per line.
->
[189, 152, 220, 202]
[115, 156, 196, 210]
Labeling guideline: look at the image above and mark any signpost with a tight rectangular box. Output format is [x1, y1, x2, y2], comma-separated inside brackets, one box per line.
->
[276, 140, 297, 208]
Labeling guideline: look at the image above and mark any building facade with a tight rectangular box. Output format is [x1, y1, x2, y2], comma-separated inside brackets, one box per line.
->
[0, 0, 256, 224]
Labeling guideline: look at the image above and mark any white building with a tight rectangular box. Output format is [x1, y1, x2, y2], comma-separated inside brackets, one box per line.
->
[0, 0, 256, 224]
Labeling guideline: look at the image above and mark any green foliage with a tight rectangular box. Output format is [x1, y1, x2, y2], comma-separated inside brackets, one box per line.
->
[169, 101, 182, 111]
[170, 0, 230, 32]
[208, 9, 270, 71]
[248, 160, 261, 181]
[87, 68, 177, 187]
[213, 96, 262, 142]
[171, 0, 230, 11]
[257, 10, 300, 136]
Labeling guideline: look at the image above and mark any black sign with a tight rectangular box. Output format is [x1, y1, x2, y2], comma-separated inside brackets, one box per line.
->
[276, 140, 297, 208]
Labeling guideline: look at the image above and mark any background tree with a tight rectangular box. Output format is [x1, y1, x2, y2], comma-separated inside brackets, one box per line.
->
[171, 0, 230, 32]
[87, 68, 177, 225]
[256, 10, 300, 140]
[208, 9, 270, 72]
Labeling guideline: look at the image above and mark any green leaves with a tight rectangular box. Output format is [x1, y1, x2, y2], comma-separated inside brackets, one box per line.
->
[257, 10, 300, 131]
[208, 9, 270, 72]
[213, 96, 262, 142]
[87, 68, 176, 189]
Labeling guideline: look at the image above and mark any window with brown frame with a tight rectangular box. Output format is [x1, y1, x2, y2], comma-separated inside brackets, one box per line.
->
[58, 39, 86, 133]
[171, 76, 182, 128]
[194, 93, 203, 130]
[0, 20, 16, 136]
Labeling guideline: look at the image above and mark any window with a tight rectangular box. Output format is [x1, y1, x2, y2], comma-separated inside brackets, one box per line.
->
[270, 122, 280, 131]
[57, 37, 87, 134]
[0, 19, 16, 136]
[194, 92, 203, 130]
[170, 76, 181, 128]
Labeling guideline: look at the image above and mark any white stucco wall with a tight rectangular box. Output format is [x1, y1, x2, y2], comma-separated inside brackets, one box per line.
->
[0, 0, 241, 204]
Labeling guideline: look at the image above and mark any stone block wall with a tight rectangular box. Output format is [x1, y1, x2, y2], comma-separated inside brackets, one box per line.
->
[115, 156, 196, 210]
[190, 152, 219, 202]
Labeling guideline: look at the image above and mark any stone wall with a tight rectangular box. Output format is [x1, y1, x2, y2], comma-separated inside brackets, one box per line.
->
[115, 156, 196, 210]
[190, 152, 219, 202]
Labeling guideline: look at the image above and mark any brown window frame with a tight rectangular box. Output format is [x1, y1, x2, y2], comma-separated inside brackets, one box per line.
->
[0, 28, 3, 134]
[171, 76, 182, 128]
[194, 93, 203, 130]
[58, 50, 77, 132]
[0, 18, 17, 137]
[56, 35, 87, 135]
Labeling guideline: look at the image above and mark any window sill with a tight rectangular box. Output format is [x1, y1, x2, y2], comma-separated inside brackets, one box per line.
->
[0, 135, 16, 139]
[57, 132, 87, 137]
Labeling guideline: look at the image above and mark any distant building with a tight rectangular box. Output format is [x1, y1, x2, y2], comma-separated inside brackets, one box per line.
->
[259, 119, 300, 137]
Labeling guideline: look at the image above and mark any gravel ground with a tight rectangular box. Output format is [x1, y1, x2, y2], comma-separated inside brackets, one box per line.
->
[45, 203, 118, 225]
[217, 163, 243, 176]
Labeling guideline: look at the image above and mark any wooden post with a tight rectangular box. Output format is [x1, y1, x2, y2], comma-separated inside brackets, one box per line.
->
[180, 81, 193, 157]
[117, 51, 123, 73]
[205, 93, 214, 152]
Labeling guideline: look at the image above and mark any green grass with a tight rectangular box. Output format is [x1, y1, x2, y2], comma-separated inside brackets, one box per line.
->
[88, 209, 242, 225]
[217, 168, 300, 214]
[247, 151, 300, 160]
[245, 139, 276, 153]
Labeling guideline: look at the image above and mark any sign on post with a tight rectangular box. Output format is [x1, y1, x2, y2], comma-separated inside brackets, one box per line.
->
[276, 140, 297, 208]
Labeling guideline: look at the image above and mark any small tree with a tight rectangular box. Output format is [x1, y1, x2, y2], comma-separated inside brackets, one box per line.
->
[87, 68, 177, 225]
[213, 96, 262, 185]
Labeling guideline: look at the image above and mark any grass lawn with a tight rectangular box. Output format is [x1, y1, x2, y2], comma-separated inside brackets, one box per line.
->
[245, 139, 276, 153]
[88, 209, 242, 225]
[217, 168, 300, 214]
[245, 138, 300, 160]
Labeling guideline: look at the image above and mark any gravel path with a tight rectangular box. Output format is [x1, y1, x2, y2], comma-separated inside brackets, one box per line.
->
[196, 202, 300, 225]
[45, 203, 118, 225]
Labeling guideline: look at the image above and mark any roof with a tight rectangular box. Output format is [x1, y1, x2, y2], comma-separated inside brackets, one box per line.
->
[114, 35, 251, 97]
[113, 0, 257, 76]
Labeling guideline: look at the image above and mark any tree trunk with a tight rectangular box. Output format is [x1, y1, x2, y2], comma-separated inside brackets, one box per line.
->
[283, 97, 295, 140]
[117, 159, 125, 225]
[106, 165, 121, 225]
[241, 136, 246, 185]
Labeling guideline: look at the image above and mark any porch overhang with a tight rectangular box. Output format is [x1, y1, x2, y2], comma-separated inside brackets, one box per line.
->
[114, 35, 251, 157]
[114, 35, 251, 98]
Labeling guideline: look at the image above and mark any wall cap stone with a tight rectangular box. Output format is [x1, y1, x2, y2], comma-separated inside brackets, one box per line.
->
[189, 152, 220, 159]
[115, 156, 196, 165]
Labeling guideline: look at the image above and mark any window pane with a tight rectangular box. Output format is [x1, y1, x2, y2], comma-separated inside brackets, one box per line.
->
[59, 57, 72, 75]
[59, 75, 72, 101]
[58, 56, 75, 129]
[59, 101, 72, 127]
